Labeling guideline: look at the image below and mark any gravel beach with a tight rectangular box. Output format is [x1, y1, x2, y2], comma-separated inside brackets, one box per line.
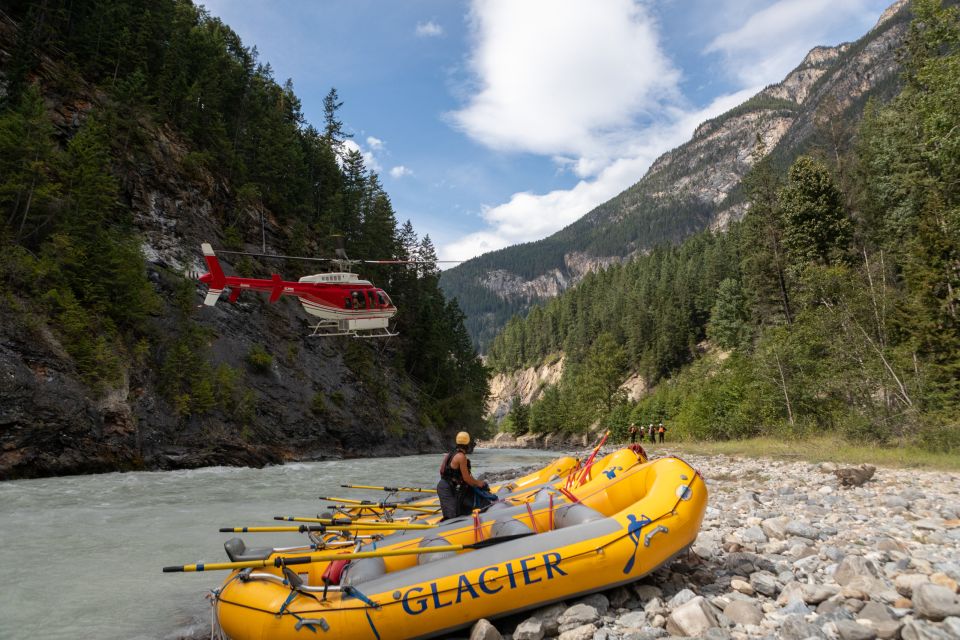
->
[467, 447, 960, 640]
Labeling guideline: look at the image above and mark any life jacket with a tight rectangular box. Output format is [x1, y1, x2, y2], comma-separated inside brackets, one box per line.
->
[439, 449, 471, 487]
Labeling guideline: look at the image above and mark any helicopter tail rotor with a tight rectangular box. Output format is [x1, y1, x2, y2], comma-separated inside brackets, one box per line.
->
[200, 243, 227, 306]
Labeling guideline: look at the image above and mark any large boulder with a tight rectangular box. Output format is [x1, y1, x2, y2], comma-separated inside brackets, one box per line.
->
[913, 583, 960, 621]
[469, 619, 502, 640]
[665, 596, 720, 637]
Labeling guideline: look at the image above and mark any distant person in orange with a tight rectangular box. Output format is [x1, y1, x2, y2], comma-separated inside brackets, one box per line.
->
[658, 422, 666, 443]
[628, 422, 639, 444]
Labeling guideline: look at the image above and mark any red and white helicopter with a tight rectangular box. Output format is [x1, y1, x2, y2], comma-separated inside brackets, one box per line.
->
[198, 243, 412, 338]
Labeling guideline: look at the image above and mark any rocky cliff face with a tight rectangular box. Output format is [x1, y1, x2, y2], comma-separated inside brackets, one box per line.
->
[442, 0, 912, 350]
[0, 29, 446, 480]
[487, 356, 565, 421]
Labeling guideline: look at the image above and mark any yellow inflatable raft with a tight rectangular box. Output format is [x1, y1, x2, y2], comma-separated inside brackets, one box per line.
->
[211, 452, 706, 640]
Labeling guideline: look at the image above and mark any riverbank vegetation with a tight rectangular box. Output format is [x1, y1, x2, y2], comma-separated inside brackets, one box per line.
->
[492, 0, 959, 452]
[660, 438, 960, 473]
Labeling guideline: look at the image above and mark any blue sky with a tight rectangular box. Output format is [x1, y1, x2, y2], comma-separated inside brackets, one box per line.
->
[200, 0, 898, 263]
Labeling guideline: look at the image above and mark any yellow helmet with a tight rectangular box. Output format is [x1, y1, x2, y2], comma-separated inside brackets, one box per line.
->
[455, 431, 470, 445]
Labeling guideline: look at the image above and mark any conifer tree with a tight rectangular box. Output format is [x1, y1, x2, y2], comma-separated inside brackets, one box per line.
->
[779, 156, 851, 268]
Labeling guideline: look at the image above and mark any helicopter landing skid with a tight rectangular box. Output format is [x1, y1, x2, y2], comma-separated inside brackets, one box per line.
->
[352, 327, 399, 339]
[308, 320, 398, 339]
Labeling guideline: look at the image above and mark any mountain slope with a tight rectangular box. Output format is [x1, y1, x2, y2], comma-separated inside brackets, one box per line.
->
[442, 0, 911, 351]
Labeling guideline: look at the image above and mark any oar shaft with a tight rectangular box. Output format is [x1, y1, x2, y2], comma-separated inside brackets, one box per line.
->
[272, 517, 434, 529]
[280, 544, 466, 566]
[219, 524, 414, 533]
[341, 484, 437, 494]
[163, 532, 534, 572]
[327, 503, 439, 514]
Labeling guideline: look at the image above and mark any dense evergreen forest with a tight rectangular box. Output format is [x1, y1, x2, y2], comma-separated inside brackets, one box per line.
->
[0, 0, 488, 458]
[490, 0, 959, 451]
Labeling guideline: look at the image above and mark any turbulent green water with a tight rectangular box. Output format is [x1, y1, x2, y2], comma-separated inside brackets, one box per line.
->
[0, 449, 560, 640]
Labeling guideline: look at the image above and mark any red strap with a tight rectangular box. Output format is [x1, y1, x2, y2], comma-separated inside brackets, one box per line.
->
[549, 493, 555, 530]
[473, 510, 483, 542]
[564, 458, 582, 490]
[575, 431, 609, 487]
[558, 487, 579, 503]
[525, 503, 540, 533]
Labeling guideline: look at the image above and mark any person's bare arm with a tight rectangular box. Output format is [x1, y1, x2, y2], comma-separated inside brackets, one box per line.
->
[452, 453, 486, 488]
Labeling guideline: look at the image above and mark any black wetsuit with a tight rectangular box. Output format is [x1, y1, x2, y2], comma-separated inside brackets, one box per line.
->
[437, 449, 473, 520]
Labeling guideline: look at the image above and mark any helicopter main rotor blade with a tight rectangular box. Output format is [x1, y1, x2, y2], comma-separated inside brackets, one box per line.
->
[360, 259, 463, 264]
[214, 250, 337, 263]
[209, 249, 461, 265]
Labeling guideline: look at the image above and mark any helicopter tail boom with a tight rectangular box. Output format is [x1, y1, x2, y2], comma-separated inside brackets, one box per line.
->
[201, 243, 227, 306]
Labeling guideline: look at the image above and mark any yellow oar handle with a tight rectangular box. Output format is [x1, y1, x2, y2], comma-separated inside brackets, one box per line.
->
[272, 517, 434, 529]
[341, 484, 437, 494]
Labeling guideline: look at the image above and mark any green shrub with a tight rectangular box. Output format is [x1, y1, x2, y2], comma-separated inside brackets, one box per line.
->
[311, 392, 327, 415]
[247, 344, 273, 374]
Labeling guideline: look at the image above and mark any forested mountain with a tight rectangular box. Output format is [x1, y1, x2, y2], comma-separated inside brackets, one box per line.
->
[443, 0, 912, 351]
[0, 1, 487, 479]
[490, 0, 959, 451]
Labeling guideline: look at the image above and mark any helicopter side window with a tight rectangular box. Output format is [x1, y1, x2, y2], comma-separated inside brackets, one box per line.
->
[367, 290, 377, 308]
[351, 291, 366, 309]
[344, 297, 353, 310]
[377, 292, 387, 306]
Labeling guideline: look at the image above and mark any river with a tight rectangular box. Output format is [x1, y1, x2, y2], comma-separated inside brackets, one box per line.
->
[0, 448, 561, 640]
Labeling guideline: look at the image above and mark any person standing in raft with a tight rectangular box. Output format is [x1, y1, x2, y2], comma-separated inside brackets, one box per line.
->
[437, 431, 494, 520]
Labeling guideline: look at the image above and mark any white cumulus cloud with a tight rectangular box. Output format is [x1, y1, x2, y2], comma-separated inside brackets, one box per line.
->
[366, 136, 384, 150]
[448, 0, 679, 161]
[705, 0, 883, 87]
[416, 21, 444, 37]
[390, 165, 413, 179]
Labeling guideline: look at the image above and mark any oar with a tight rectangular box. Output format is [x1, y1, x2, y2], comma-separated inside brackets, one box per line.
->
[341, 484, 437, 494]
[319, 496, 434, 507]
[272, 516, 435, 529]
[219, 523, 428, 534]
[320, 497, 439, 514]
[163, 532, 534, 573]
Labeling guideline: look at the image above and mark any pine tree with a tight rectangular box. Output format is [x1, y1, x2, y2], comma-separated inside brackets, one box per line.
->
[779, 156, 852, 268]
[708, 277, 749, 349]
[740, 139, 793, 326]
[322, 87, 351, 151]
[0, 85, 61, 243]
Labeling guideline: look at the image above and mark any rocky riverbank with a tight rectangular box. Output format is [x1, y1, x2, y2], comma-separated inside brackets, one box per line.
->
[460, 448, 960, 640]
